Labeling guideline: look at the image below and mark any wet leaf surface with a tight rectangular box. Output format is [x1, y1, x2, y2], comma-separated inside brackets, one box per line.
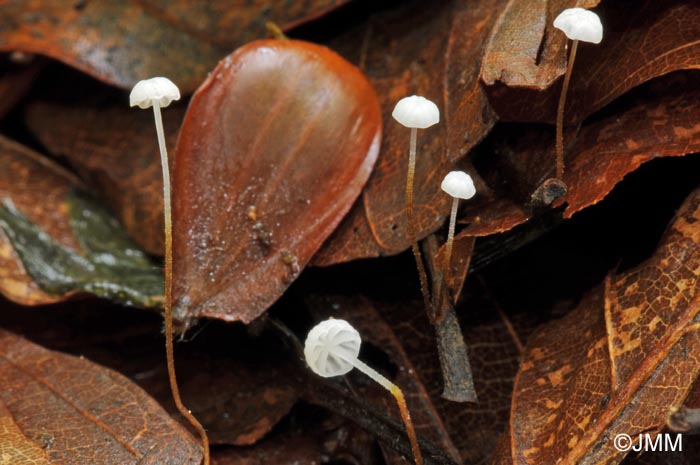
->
[0, 136, 162, 307]
[0, 0, 349, 92]
[314, 0, 507, 265]
[26, 100, 185, 255]
[0, 328, 202, 465]
[483, 0, 700, 125]
[492, 187, 700, 465]
[172, 39, 381, 324]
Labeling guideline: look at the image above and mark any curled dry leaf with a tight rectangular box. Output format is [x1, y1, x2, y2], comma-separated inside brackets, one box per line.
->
[0, 135, 163, 307]
[482, 1, 700, 125]
[0, 0, 349, 92]
[314, 0, 507, 265]
[0, 328, 202, 465]
[172, 39, 381, 324]
[452, 71, 700, 250]
[26, 101, 184, 255]
[492, 187, 700, 465]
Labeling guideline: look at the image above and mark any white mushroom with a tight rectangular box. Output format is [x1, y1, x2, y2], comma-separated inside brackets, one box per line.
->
[553, 8, 603, 44]
[436, 171, 475, 313]
[550, 8, 603, 189]
[392, 95, 440, 316]
[130, 77, 210, 465]
[305, 318, 424, 465]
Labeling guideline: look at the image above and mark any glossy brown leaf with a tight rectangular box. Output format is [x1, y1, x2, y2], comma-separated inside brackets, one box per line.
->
[314, 0, 507, 265]
[172, 39, 381, 324]
[26, 101, 184, 255]
[0, 328, 202, 464]
[492, 188, 700, 465]
[0, 0, 348, 93]
[482, 1, 700, 125]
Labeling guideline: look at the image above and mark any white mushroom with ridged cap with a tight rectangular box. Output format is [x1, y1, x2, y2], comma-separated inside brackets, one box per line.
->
[436, 171, 476, 312]
[130, 77, 181, 109]
[441, 171, 476, 200]
[304, 318, 360, 378]
[392, 95, 441, 316]
[392, 95, 440, 129]
[304, 318, 424, 465]
[130, 77, 210, 463]
[553, 8, 603, 44]
[547, 7, 603, 196]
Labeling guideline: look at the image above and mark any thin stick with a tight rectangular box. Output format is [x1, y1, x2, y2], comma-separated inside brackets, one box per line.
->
[435, 197, 459, 318]
[405, 127, 433, 316]
[555, 39, 578, 180]
[352, 358, 424, 465]
[153, 105, 210, 465]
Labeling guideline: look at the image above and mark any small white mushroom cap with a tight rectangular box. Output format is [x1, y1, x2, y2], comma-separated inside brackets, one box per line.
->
[130, 77, 181, 109]
[392, 95, 440, 129]
[553, 8, 603, 44]
[441, 171, 476, 200]
[304, 319, 361, 378]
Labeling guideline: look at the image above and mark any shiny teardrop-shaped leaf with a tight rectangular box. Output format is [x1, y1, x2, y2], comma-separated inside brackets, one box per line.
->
[172, 39, 381, 324]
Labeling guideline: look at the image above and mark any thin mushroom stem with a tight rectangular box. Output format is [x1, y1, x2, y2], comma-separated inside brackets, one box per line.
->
[348, 357, 424, 465]
[555, 39, 578, 181]
[435, 196, 459, 318]
[405, 127, 433, 316]
[152, 105, 211, 465]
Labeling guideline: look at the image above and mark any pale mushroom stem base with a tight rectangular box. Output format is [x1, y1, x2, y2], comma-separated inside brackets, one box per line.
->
[350, 357, 424, 465]
[406, 127, 433, 316]
[435, 197, 459, 318]
[555, 39, 579, 181]
[153, 105, 211, 465]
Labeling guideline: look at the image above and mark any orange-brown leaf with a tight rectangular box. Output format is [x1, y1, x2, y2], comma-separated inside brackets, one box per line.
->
[0, 329, 202, 464]
[172, 39, 381, 324]
[493, 188, 700, 465]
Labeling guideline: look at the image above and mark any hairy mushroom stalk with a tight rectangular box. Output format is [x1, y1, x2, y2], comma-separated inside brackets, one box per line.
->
[392, 95, 440, 316]
[130, 77, 210, 465]
[305, 318, 424, 465]
[435, 171, 476, 316]
[552, 7, 603, 181]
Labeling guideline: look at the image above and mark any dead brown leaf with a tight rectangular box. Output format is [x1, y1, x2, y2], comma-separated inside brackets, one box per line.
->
[172, 39, 381, 324]
[0, 0, 349, 92]
[0, 328, 202, 465]
[492, 187, 700, 465]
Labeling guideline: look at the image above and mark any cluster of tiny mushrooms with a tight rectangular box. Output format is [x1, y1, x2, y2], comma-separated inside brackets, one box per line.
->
[128, 7, 602, 465]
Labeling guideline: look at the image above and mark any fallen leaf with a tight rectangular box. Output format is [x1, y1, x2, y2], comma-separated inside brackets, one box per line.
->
[314, 0, 507, 265]
[492, 187, 700, 465]
[0, 328, 202, 465]
[0, 0, 349, 92]
[172, 39, 381, 324]
[0, 135, 163, 307]
[0, 301, 300, 447]
[482, 1, 700, 125]
[26, 100, 185, 255]
[452, 70, 700, 247]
